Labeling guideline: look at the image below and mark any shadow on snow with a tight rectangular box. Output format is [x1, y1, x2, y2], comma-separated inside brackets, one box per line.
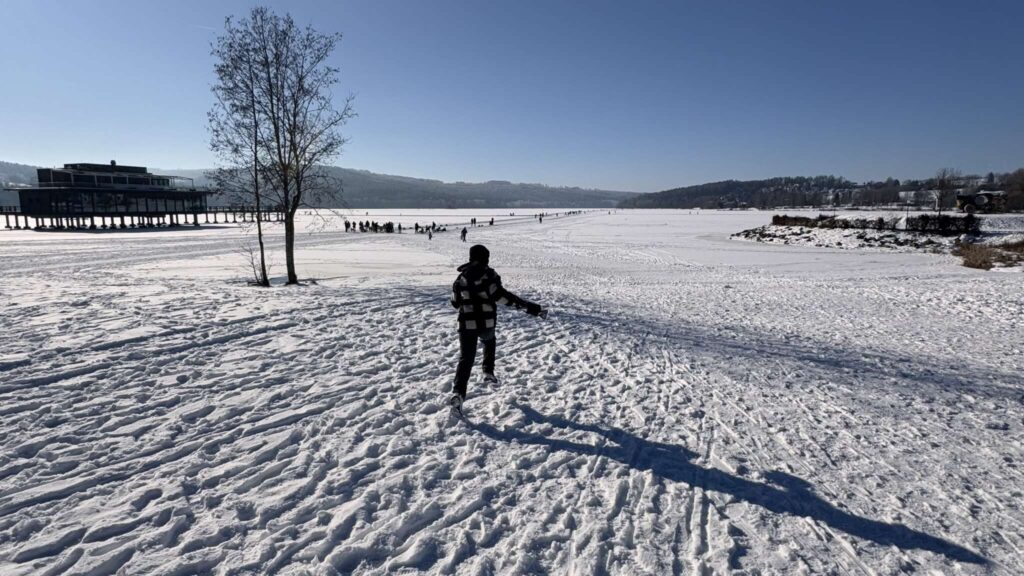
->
[470, 404, 987, 566]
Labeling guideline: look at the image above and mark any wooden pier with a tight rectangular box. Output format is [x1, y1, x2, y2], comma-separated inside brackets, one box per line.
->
[1, 205, 284, 231]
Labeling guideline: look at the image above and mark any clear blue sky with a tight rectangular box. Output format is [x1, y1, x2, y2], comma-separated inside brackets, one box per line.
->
[1, 0, 1022, 192]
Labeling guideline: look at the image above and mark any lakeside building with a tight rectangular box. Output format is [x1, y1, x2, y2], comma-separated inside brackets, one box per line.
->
[12, 161, 209, 225]
[2, 161, 280, 230]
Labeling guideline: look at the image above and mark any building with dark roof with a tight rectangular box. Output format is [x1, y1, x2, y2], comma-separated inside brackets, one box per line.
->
[2, 161, 226, 229]
[2, 161, 285, 230]
[20, 161, 209, 215]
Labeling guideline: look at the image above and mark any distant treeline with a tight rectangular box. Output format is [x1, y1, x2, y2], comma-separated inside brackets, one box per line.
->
[0, 161, 635, 209]
[620, 171, 1024, 211]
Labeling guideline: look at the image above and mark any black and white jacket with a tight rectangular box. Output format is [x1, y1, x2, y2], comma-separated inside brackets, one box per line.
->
[450, 262, 540, 333]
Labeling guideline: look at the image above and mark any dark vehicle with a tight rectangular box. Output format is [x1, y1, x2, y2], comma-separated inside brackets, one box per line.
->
[956, 191, 1006, 214]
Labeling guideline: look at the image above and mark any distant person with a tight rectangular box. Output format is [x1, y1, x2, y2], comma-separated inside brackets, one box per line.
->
[460, 227, 468, 242]
[448, 244, 546, 414]
[428, 229, 433, 241]
[489, 218, 494, 226]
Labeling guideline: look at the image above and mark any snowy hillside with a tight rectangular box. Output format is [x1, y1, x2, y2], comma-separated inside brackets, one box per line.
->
[0, 210, 1021, 574]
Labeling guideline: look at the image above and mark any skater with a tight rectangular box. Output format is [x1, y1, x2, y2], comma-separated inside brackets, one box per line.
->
[448, 244, 546, 413]
[460, 227, 468, 242]
[428, 229, 433, 241]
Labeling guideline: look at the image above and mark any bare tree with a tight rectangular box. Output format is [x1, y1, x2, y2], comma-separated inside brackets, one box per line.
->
[210, 13, 271, 287]
[933, 167, 962, 216]
[1006, 169, 1024, 211]
[210, 7, 353, 285]
[247, 7, 354, 284]
[237, 236, 276, 286]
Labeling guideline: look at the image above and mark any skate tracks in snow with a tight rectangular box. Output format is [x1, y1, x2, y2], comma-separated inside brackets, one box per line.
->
[0, 211, 1021, 575]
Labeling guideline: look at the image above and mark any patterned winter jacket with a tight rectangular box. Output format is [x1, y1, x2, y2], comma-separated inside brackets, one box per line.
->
[450, 262, 539, 333]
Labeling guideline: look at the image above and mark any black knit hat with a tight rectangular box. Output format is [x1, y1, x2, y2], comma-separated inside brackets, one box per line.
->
[469, 244, 490, 265]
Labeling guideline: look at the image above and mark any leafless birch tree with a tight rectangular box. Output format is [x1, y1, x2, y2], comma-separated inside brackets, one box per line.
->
[210, 7, 354, 285]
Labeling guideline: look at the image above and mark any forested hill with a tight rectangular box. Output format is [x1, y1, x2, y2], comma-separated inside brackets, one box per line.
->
[1, 161, 635, 209]
[170, 167, 635, 208]
[330, 167, 635, 208]
[618, 176, 856, 209]
[0, 161, 37, 205]
[0, 160, 37, 186]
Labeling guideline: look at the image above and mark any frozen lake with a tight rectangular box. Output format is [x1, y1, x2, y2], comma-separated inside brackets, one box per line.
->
[0, 209, 1021, 574]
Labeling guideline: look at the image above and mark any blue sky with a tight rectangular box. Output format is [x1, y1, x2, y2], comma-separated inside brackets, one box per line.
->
[1, 0, 1022, 192]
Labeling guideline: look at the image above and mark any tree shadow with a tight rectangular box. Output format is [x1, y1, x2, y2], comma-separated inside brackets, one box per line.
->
[470, 404, 988, 566]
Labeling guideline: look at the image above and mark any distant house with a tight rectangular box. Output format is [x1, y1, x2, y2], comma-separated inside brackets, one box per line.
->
[3, 161, 216, 228]
[14, 161, 211, 216]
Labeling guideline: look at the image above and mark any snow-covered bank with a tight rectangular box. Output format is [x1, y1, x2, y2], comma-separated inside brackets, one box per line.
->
[1, 210, 1021, 574]
[733, 224, 958, 252]
[733, 212, 1024, 269]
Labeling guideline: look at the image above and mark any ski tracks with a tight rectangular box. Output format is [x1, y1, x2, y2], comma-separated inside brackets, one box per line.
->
[2, 212, 1021, 575]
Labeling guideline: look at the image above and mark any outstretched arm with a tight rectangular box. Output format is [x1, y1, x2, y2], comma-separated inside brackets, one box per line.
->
[491, 275, 545, 317]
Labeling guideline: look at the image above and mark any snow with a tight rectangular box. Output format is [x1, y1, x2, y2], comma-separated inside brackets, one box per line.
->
[734, 211, 1024, 261]
[1, 209, 1021, 575]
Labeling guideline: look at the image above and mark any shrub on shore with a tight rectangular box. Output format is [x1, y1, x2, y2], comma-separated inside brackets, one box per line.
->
[953, 240, 1024, 270]
[771, 213, 979, 235]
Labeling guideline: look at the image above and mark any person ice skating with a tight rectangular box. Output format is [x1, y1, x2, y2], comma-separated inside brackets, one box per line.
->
[448, 244, 546, 413]
[428, 229, 433, 241]
[460, 227, 468, 242]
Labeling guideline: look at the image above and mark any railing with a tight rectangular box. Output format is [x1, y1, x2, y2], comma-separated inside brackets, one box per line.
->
[33, 182, 209, 192]
[0, 204, 284, 216]
[209, 205, 285, 213]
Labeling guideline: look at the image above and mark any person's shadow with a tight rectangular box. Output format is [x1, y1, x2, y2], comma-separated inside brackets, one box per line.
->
[470, 404, 987, 566]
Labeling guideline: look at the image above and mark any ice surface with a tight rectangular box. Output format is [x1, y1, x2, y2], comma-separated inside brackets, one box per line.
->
[0, 209, 1020, 574]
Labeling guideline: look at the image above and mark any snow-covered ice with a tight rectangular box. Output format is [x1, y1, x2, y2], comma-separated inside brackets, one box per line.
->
[0, 209, 1021, 575]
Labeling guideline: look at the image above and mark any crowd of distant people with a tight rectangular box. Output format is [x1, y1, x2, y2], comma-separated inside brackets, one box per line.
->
[345, 220, 401, 233]
[343, 210, 589, 240]
[532, 210, 583, 223]
[411, 222, 449, 240]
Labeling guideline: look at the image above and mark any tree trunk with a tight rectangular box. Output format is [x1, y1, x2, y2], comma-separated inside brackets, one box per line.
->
[252, 135, 269, 287]
[251, 65, 270, 288]
[284, 213, 298, 284]
[254, 199, 270, 287]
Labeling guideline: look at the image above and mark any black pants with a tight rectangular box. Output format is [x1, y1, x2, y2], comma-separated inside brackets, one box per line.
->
[453, 330, 495, 397]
